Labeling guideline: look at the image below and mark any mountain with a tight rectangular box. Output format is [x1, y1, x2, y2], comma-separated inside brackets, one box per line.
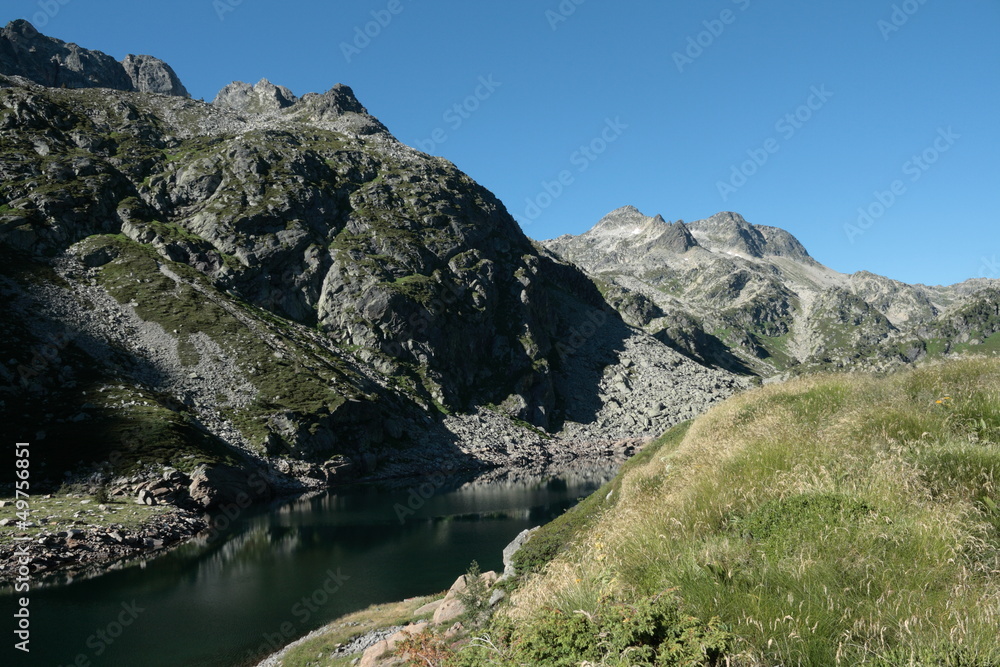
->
[0, 19, 188, 96]
[544, 206, 1000, 376]
[0, 22, 744, 502]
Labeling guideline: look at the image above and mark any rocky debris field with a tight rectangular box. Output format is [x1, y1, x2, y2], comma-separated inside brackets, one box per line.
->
[0, 494, 206, 585]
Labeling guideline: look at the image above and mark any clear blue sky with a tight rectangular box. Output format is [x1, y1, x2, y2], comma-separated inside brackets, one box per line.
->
[5, 0, 998, 286]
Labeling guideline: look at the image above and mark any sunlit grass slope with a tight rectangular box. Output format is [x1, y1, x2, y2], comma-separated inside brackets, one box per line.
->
[502, 357, 1000, 666]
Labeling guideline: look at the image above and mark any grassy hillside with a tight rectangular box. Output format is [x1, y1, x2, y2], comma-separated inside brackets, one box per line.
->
[472, 357, 1000, 666]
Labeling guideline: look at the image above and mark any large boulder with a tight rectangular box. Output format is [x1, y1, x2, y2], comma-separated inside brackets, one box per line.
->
[432, 570, 498, 625]
[500, 526, 539, 580]
[358, 621, 429, 667]
[187, 464, 272, 510]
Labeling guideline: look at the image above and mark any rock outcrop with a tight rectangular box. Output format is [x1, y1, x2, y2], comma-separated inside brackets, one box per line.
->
[212, 78, 297, 114]
[121, 54, 189, 97]
[0, 19, 189, 97]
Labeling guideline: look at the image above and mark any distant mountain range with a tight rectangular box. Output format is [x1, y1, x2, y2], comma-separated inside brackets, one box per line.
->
[1, 20, 997, 500]
[545, 206, 1000, 376]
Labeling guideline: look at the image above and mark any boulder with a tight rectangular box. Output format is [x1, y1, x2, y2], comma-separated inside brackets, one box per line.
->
[412, 598, 442, 617]
[358, 621, 428, 667]
[187, 464, 272, 510]
[211, 78, 296, 114]
[500, 526, 539, 580]
[432, 570, 499, 625]
[431, 597, 465, 625]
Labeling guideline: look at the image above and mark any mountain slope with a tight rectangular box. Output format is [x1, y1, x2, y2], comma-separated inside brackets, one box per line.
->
[485, 357, 1000, 666]
[0, 23, 745, 496]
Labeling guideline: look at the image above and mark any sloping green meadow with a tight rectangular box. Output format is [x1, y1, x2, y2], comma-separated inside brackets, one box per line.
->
[495, 357, 1000, 666]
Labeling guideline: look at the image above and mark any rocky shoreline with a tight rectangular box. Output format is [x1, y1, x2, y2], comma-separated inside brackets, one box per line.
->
[0, 502, 206, 587]
[0, 436, 637, 588]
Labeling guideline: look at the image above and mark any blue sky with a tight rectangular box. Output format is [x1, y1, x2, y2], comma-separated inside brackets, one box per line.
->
[5, 0, 998, 286]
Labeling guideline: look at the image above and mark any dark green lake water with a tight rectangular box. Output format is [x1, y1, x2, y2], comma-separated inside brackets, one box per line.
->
[3, 467, 613, 667]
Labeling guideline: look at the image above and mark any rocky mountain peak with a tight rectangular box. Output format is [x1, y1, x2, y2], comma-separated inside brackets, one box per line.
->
[543, 206, 699, 276]
[687, 211, 810, 261]
[578, 206, 697, 252]
[292, 83, 390, 135]
[0, 20, 189, 97]
[589, 205, 663, 237]
[121, 54, 189, 97]
[212, 78, 298, 114]
[3, 19, 35, 36]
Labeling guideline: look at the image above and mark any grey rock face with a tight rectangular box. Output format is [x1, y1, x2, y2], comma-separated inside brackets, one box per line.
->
[212, 78, 297, 114]
[292, 83, 390, 135]
[0, 19, 134, 91]
[501, 526, 539, 579]
[121, 54, 189, 97]
[686, 211, 811, 260]
[0, 20, 189, 97]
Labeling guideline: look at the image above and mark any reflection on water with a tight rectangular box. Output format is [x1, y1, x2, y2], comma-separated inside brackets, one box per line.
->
[4, 466, 616, 667]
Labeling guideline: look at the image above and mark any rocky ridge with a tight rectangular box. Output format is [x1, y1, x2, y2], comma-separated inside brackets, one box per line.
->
[0, 19, 189, 96]
[545, 206, 1000, 376]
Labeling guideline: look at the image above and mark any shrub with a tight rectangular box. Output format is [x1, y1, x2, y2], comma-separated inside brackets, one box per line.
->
[457, 561, 492, 628]
[453, 591, 731, 667]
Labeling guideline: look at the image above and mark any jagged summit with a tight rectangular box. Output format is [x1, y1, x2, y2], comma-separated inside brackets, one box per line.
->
[553, 206, 697, 254]
[211, 78, 388, 134]
[121, 54, 189, 97]
[0, 19, 189, 97]
[686, 211, 811, 261]
[555, 206, 810, 262]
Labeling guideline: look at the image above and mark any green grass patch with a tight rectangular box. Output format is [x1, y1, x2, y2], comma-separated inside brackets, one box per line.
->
[511, 422, 692, 577]
[85, 234, 356, 453]
[0, 494, 174, 549]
